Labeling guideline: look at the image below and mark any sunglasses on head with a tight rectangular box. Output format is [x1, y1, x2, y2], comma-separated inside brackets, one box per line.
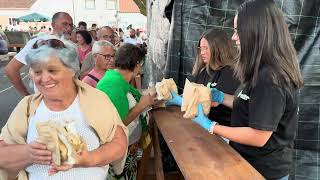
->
[137, 59, 144, 66]
[32, 39, 66, 49]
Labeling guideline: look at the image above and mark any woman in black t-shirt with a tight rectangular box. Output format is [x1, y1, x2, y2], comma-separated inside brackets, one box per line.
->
[168, 28, 240, 126]
[192, 28, 240, 126]
[192, 1, 304, 180]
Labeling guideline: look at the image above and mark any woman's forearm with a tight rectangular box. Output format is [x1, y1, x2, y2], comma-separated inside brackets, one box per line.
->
[0, 144, 31, 172]
[222, 94, 234, 109]
[89, 126, 127, 167]
[213, 125, 272, 147]
[123, 103, 144, 126]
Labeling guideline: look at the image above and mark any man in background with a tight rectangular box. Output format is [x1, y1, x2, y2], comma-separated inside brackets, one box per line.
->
[78, 21, 87, 30]
[124, 28, 143, 48]
[80, 26, 115, 79]
[4, 12, 73, 96]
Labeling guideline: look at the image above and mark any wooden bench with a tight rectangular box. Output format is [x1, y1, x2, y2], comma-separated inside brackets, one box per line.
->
[151, 106, 265, 180]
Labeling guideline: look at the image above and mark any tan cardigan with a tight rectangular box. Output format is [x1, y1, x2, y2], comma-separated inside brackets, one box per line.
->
[0, 79, 129, 180]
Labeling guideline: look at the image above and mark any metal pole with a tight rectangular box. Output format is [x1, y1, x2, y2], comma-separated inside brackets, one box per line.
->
[72, 0, 76, 24]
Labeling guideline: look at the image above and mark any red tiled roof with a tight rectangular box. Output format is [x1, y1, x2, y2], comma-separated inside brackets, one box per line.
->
[0, 0, 36, 9]
[119, 0, 140, 13]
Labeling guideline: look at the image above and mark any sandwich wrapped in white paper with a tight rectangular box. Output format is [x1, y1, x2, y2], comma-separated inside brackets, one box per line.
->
[181, 79, 211, 119]
[36, 120, 87, 165]
[155, 78, 178, 100]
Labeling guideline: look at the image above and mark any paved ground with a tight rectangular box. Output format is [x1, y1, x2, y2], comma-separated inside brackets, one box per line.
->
[0, 60, 31, 128]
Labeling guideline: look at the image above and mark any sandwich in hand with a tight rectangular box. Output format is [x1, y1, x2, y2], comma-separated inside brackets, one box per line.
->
[36, 120, 87, 166]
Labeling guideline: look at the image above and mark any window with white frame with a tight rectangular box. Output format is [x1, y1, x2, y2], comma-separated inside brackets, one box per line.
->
[106, 0, 116, 9]
[85, 0, 95, 9]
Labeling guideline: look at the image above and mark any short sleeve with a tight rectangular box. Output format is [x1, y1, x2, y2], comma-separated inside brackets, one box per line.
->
[14, 38, 38, 65]
[248, 83, 286, 131]
[218, 66, 240, 94]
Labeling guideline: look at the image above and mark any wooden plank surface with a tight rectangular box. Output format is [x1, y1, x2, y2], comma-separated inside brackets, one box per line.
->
[152, 106, 265, 180]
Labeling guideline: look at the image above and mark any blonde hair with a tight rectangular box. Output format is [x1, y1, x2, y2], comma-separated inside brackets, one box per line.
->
[192, 28, 236, 77]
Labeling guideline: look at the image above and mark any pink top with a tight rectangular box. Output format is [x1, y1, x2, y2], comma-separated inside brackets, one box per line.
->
[82, 69, 105, 88]
[77, 46, 92, 63]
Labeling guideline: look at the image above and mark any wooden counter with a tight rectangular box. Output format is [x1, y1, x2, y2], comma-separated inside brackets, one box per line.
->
[152, 106, 265, 180]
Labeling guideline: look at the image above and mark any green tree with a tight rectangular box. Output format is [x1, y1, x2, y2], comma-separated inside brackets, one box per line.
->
[133, 0, 146, 16]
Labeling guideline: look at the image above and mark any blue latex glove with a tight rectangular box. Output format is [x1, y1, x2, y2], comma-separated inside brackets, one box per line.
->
[166, 92, 182, 106]
[192, 104, 216, 132]
[211, 88, 224, 104]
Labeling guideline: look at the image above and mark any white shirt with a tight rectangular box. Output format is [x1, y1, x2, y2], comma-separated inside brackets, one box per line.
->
[14, 35, 43, 65]
[124, 37, 143, 46]
[26, 96, 108, 180]
[127, 93, 142, 145]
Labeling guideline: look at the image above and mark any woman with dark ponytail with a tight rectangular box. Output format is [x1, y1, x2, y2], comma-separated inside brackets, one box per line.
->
[192, 0, 303, 179]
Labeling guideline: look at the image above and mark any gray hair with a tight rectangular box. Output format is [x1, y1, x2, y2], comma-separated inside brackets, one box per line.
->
[92, 40, 115, 54]
[26, 40, 80, 75]
[97, 26, 113, 39]
[52, 12, 71, 23]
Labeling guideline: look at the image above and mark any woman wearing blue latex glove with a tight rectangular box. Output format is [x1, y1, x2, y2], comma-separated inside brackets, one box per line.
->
[192, 104, 217, 133]
[193, 1, 304, 179]
[191, 29, 240, 126]
[210, 88, 224, 104]
[166, 92, 182, 106]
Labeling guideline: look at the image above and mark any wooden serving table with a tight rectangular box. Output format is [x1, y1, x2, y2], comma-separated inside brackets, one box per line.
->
[151, 106, 265, 180]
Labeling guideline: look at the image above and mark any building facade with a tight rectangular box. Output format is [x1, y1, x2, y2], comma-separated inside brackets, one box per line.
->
[0, 0, 146, 30]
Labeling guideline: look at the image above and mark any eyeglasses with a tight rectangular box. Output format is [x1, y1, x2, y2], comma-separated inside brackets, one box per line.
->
[96, 53, 115, 61]
[32, 39, 66, 49]
[62, 22, 74, 28]
[197, 46, 209, 52]
[102, 35, 115, 40]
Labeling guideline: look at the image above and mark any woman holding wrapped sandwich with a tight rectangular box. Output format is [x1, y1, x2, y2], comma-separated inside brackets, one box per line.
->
[0, 37, 128, 180]
[97, 43, 157, 180]
[192, 0, 303, 179]
[168, 28, 240, 126]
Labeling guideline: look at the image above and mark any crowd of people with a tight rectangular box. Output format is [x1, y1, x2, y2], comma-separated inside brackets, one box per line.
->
[0, 0, 303, 180]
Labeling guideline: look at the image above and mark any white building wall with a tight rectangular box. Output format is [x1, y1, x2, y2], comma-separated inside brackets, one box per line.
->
[0, 0, 146, 29]
[0, 9, 29, 29]
[72, 0, 117, 27]
[30, 0, 74, 19]
[118, 12, 146, 30]
[30, 0, 117, 27]
[0, 9, 29, 17]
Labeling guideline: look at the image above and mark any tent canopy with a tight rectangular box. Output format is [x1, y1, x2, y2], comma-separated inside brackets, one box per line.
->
[18, 12, 51, 22]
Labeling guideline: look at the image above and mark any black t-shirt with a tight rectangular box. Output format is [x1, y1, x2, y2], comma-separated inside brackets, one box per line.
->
[229, 66, 298, 179]
[193, 66, 240, 126]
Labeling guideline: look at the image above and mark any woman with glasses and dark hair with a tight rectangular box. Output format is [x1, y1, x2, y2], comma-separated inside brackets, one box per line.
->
[168, 28, 240, 126]
[76, 30, 92, 65]
[192, 0, 304, 179]
[82, 40, 116, 88]
[0, 38, 128, 180]
[97, 43, 157, 180]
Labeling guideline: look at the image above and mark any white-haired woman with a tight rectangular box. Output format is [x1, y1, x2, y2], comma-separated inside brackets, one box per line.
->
[82, 40, 116, 88]
[0, 38, 128, 180]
